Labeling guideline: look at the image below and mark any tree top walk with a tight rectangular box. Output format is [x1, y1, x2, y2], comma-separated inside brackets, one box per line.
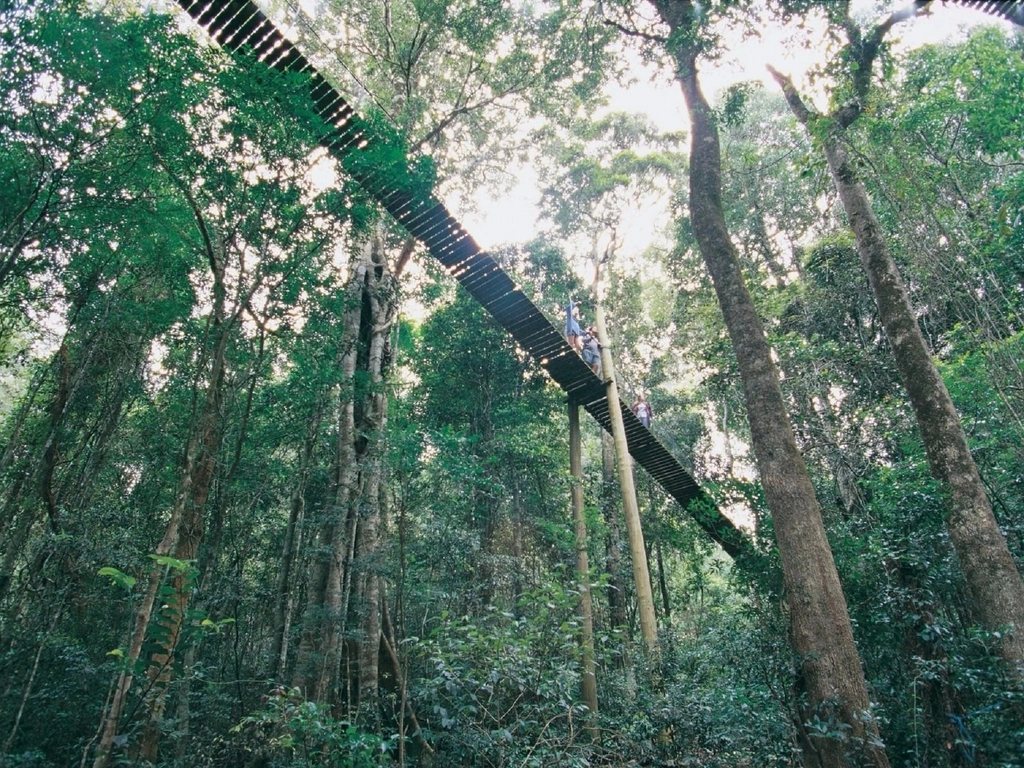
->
[168, 0, 770, 559]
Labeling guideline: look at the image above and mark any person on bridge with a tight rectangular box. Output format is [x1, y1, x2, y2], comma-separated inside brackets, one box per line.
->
[581, 326, 601, 377]
[565, 298, 583, 351]
[632, 393, 652, 428]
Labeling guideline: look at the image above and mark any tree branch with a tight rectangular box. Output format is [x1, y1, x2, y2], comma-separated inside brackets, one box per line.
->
[602, 17, 667, 44]
[838, 1, 928, 127]
[153, 154, 219, 277]
[394, 236, 415, 279]
[765, 65, 816, 127]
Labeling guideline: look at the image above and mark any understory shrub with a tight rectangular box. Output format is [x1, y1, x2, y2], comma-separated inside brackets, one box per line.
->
[411, 581, 597, 768]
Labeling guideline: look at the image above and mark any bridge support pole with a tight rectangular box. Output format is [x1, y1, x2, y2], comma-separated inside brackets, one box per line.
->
[593, 304, 658, 651]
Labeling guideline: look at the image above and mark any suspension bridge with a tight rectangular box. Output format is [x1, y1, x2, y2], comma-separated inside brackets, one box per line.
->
[166, 0, 1023, 559]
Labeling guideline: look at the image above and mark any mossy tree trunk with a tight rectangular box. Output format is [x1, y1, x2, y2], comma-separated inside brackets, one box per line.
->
[292, 236, 400, 716]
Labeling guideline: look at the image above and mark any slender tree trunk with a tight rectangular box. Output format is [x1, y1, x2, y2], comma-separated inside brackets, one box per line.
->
[4, 595, 63, 752]
[38, 344, 70, 534]
[173, 645, 196, 763]
[60, 359, 140, 515]
[292, 314, 359, 702]
[569, 401, 598, 719]
[594, 302, 658, 651]
[0, 507, 36, 605]
[134, 294, 231, 762]
[169, 335, 264, 757]
[0, 331, 105, 602]
[93, 232, 232, 767]
[601, 432, 628, 632]
[808, 377, 867, 518]
[270, 402, 322, 679]
[356, 470, 382, 722]
[720, 400, 734, 476]
[92, 523, 182, 768]
[655, 542, 671, 620]
[511, 472, 525, 601]
[647, 6, 890, 763]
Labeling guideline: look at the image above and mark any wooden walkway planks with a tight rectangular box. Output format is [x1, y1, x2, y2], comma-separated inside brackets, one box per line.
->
[171, 0, 751, 559]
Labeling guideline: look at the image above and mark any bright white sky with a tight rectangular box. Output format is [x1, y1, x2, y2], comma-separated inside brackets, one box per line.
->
[458, 1, 1011, 252]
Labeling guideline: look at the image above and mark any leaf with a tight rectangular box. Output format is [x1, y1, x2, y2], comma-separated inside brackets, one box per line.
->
[98, 566, 136, 591]
[200, 616, 236, 634]
[148, 554, 194, 572]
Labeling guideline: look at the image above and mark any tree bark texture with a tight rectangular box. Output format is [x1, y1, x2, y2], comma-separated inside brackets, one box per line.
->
[133, 254, 232, 763]
[270, 402, 323, 680]
[292, 262, 363, 703]
[569, 400, 598, 718]
[93, 257, 231, 768]
[292, 236, 398, 715]
[648, 4, 890, 762]
[821, 133, 1024, 677]
[768, 51, 1024, 677]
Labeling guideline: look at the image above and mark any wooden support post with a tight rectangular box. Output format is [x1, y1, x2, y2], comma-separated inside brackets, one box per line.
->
[569, 399, 598, 719]
[593, 303, 658, 651]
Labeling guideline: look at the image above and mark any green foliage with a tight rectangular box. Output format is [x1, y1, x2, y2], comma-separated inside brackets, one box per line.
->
[717, 80, 757, 127]
[412, 580, 597, 767]
[149, 554, 195, 572]
[4, 3, 1024, 768]
[97, 566, 136, 592]
[898, 27, 1024, 158]
[538, 111, 685, 235]
[234, 688, 393, 768]
[600, 614, 795, 767]
[306, 0, 615, 204]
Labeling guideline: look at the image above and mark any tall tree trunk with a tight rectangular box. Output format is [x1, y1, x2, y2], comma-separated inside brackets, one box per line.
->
[0, 330, 103, 601]
[655, 542, 671, 620]
[806, 374, 867, 518]
[170, 334, 265, 756]
[601, 432, 628, 633]
[133, 282, 231, 763]
[594, 301, 658, 651]
[511, 471, 525, 602]
[771, 66, 1024, 681]
[353, 236, 398, 722]
[569, 400, 598, 719]
[647, 5, 890, 763]
[356, 495, 382, 721]
[292, 286, 360, 702]
[92, 353, 225, 767]
[0, 502, 36, 606]
[93, 232, 232, 767]
[293, 237, 398, 712]
[173, 645, 197, 763]
[270, 402, 322, 679]
[821, 131, 1024, 676]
